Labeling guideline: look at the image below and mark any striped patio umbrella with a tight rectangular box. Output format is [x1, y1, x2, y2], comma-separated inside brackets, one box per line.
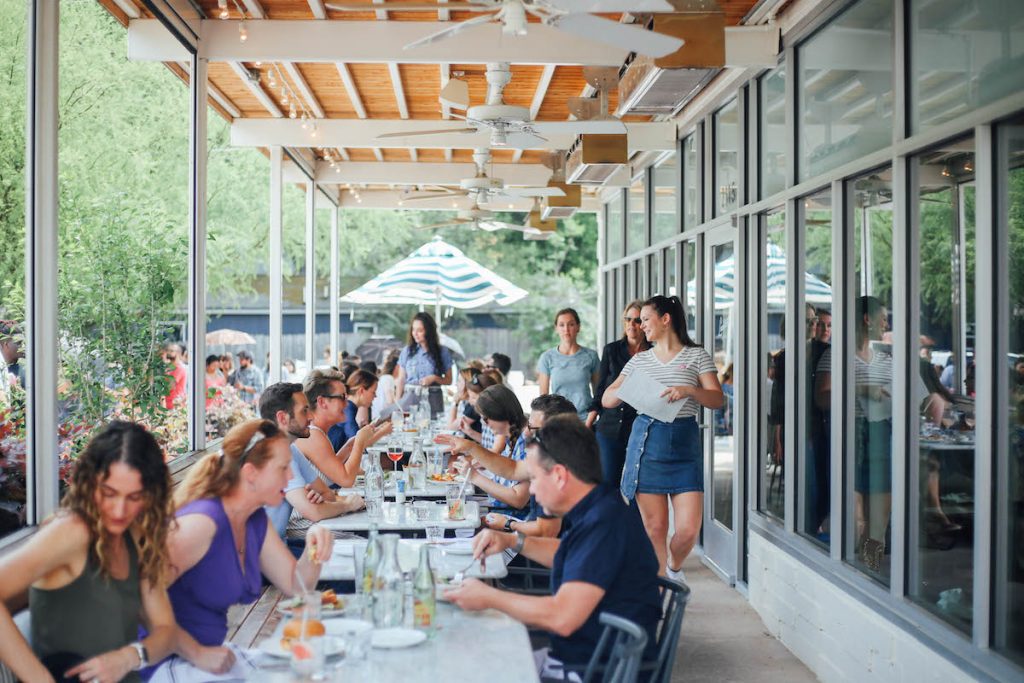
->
[687, 243, 832, 309]
[340, 237, 528, 321]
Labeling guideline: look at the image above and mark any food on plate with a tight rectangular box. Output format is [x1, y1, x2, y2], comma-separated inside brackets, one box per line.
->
[429, 472, 457, 483]
[321, 589, 341, 609]
[280, 618, 325, 651]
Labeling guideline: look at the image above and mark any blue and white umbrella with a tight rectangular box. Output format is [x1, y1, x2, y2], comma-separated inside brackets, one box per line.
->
[688, 243, 832, 309]
[340, 237, 528, 319]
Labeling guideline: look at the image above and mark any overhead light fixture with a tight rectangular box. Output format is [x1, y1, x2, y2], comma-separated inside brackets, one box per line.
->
[238, 22, 247, 42]
[218, 0, 229, 19]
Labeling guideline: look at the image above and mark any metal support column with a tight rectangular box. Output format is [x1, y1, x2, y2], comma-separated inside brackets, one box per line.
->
[304, 180, 317, 373]
[187, 54, 208, 451]
[268, 147, 283, 385]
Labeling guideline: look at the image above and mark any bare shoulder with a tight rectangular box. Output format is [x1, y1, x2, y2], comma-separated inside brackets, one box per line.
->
[39, 511, 92, 549]
[172, 510, 217, 541]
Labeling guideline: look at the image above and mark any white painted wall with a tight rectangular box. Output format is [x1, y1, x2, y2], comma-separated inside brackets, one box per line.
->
[748, 534, 975, 683]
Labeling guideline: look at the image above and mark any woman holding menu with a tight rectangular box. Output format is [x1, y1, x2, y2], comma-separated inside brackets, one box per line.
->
[602, 294, 724, 581]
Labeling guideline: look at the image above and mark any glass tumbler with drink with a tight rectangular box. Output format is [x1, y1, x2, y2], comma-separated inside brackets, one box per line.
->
[446, 484, 465, 521]
[289, 592, 325, 679]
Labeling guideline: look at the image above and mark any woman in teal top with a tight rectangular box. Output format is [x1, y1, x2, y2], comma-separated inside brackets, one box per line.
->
[0, 422, 178, 683]
[536, 308, 600, 420]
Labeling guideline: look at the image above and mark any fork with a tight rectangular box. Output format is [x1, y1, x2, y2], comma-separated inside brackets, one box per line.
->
[451, 554, 481, 584]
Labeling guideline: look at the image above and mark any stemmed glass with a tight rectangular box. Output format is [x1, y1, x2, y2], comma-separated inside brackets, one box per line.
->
[386, 440, 404, 473]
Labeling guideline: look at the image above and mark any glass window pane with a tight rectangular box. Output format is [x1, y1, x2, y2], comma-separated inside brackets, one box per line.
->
[762, 208, 787, 520]
[801, 188, 835, 546]
[910, 141, 976, 633]
[650, 253, 662, 296]
[0, 0, 28, 539]
[997, 118, 1024, 663]
[760, 67, 787, 199]
[284, 183, 308, 379]
[653, 154, 678, 244]
[910, 0, 1024, 133]
[59, 2, 190, 462]
[627, 178, 646, 254]
[846, 169, 895, 583]
[684, 241, 697, 337]
[798, 0, 893, 181]
[715, 99, 740, 216]
[712, 240, 736, 529]
[683, 133, 700, 230]
[667, 245, 678, 298]
[606, 192, 624, 262]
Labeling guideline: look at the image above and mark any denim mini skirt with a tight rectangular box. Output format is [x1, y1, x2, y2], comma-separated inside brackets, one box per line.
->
[621, 414, 703, 500]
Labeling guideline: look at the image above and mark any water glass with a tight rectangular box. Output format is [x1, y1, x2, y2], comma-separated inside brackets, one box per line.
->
[352, 548, 365, 593]
[384, 502, 400, 524]
[446, 484, 465, 521]
[413, 500, 432, 521]
[365, 496, 382, 520]
[425, 525, 444, 544]
[289, 635, 325, 680]
[334, 619, 373, 660]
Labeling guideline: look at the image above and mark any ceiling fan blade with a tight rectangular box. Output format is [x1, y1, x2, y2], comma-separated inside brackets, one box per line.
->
[553, 13, 683, 58]
[477, 221, 535, 233]
[326, 2, 495, 11]
[500, 186, 566, 198]
[404, 12, 498, 50]
[544, 0, 674, 11]
[375, 127, 477, 140]
[531, 119, 626, 135]
[402, 192, 468, 203]
[416, 218, 471, 230]
[501, 131, 549, 150]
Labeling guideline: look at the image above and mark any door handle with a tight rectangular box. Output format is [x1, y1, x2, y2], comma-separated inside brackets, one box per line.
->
[698, 423, 712, 431]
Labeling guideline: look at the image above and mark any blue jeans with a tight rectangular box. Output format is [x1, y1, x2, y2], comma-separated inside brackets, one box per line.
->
[595, 429, 627, 487]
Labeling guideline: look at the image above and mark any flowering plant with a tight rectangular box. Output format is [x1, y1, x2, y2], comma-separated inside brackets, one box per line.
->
[206, 385, 257, 439]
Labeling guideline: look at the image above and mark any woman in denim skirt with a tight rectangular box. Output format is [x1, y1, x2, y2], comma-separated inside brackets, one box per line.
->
[602, 295, 724, 581]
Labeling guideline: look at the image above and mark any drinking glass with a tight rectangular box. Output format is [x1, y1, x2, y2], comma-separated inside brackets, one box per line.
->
[446, 485, 465, 521]
[425, 525, 444, 544]
[413, 500, 432, 521]
[387, 442, 404, 473]
[289, 593, 325, 679]
[353, 548, 365, 594]
[365, 496, 382, 520]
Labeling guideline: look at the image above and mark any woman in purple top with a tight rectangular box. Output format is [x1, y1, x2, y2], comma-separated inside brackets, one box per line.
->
[161, 420, 333, 673]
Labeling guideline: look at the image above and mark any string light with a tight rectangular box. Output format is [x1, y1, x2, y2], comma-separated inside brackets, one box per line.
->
[964, 161, 973, 172]
[238, 22, 248, 42]
[218, 0, 229, 19]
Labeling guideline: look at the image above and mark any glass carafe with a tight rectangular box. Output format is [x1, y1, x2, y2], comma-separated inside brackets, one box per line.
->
[364, 453, 385, 520]
[372, 534, 405, 628]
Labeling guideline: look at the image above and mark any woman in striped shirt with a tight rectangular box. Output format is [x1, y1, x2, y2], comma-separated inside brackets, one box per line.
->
[602, 295, 724, 581]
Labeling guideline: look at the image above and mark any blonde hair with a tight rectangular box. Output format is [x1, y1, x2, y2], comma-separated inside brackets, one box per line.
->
[174, 419, 286, 510]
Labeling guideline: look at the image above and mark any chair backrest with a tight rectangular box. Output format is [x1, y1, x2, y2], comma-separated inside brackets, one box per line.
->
[644, 576, 691, 683]
[583, 612, 649, 683]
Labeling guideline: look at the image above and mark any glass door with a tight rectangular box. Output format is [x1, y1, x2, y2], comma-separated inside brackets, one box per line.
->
[703, 224, 740, 582]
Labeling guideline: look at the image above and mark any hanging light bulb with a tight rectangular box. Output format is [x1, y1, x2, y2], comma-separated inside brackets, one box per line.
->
[289, 104, 297, 119]
[218, 0, 229, 19]
[255, 61, 262, 67]
[238, 22, 248, 42]
[964, 161, 973, 172]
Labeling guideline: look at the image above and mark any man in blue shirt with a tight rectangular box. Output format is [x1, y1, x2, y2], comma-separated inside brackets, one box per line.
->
[446, 415, 661, 673]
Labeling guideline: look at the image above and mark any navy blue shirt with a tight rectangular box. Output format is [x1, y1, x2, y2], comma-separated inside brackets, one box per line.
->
[327, 402, 360, 452]
[549, 484, 661, 666]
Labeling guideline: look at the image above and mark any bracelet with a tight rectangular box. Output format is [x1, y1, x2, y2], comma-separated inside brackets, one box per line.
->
[503, 517, 515, 533]
[512, 530, 526, 555]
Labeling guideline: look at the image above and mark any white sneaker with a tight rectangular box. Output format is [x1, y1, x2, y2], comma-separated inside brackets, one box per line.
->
[666, 565, 687, 585]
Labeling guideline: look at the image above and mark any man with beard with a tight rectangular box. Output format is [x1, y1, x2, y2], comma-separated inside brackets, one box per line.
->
[259, 382, 364, 542]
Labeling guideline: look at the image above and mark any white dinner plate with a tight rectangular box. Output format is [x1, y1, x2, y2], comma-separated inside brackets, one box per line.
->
[325, 618, 374, 636]
[371, 628, 428, 649]
[276, 597, 347, 618]
[258, 635, 345, 659]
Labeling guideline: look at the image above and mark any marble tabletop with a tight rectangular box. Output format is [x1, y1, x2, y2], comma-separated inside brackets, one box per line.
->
[318, 500, 481, 532]
[320, 537, 507, 581]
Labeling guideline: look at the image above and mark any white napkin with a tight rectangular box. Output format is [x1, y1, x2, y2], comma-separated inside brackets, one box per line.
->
[147, 644, 262, 683]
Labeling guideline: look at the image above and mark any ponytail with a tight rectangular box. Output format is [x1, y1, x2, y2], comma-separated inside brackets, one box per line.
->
[643, 294, 698, 347]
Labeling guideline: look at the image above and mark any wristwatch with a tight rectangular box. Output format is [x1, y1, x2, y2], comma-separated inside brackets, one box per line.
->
[503, 517, 515, 533]
[512, 530, 527, 556]
[129, 641, 149, 670]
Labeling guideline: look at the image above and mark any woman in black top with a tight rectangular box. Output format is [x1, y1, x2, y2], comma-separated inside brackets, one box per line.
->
[587, 300, 651, 485]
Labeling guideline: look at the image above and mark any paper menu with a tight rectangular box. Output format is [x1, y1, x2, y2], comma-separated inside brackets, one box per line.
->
[617, 366, 685, 423]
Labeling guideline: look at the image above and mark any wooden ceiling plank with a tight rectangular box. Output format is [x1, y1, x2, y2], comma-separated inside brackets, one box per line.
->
[229, 60, 283, 116]
[307, 0, 327, 20]
[283, 62, 325, 118]
[335, 63, 367, 119]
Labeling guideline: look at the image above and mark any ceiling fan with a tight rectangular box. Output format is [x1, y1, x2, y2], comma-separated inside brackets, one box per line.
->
[399, 149, 565, 206]
[375, 62, 624, 149]
[415, 198, 543, 235]
[324, 1, 684, 58]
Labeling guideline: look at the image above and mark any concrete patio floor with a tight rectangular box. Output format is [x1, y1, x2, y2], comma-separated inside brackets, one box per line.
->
[671, 553, 819, 682]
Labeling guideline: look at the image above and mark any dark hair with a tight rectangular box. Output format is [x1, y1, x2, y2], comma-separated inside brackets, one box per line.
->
[468, 369, 502, 395]
[220, 353, 233, 362]
[61, 421, 172, 586]
[346, 369, 378, 392]
[489, 352, 512, 376]
[382, 349, 401, 376]
[475, 384, 527, 447]
[407, 312, 445, 377]
[259, 381, 304, 421]
[304, 368, 347, 409]
[553, 308, 581, 326]
[341, 362, 360, 381]
[527, 414, 602, 485]
[237, 350, 253, 362]
[205, 354, 221, 367]
[643, 295, 697, 347]
[360, 360, 378, 375]
[529, 394, 578, 421]
[855, 295, 885, 342]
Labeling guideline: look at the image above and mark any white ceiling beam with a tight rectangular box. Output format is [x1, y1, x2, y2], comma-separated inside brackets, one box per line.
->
[438, 0, 449, 21]
[307, 0, 327, 20]
[282, 62, 324, 118]
[439, 64, 451, 119]
[444, 149, 453, 162]
[228, 61, 282, 117]
[514, 64, 556, 162]
[388, 63, 409, 119]
[329, 189, 599, 212]
[177, 61, 241, 118]
[334, 147, 350, 161]
[373, 0, 388, 21]
[373, 148, 384, 161]
[334, 63, 368, 119]
[129, 20, 625, 65]
[111, 0, 141, 20]
[240, 0, 265, 19]
[231, 119, 677, 152]
[298, 161, 553, 185]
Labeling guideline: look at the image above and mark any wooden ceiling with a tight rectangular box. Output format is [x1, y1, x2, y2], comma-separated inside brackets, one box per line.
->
[100, 0, 760, 180]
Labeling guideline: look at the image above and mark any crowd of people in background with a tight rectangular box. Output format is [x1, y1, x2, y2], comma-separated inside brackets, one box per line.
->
[0, 299, 730, 681]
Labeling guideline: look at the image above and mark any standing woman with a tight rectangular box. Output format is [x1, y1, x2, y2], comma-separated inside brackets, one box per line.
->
[536, 308, 600, 420]
[160, 420, 332, 672]
[395, 313, 452, 409]
[0, 422, 177, 682]
[602, 295, 724, 580]
[587, 301, 651, 485]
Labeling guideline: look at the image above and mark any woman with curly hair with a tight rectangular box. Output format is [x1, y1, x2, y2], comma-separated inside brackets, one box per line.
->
[158, 419, 332, 674]
[0, 421, 177, 682]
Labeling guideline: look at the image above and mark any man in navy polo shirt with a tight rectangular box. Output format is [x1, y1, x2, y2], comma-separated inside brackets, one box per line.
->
[446, 415, 661, 676]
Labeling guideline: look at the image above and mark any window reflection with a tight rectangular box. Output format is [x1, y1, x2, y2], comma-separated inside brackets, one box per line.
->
[683, 133, 700, 230]
[627, 178, 646, 255]
[760, 67, 787, 199]
[606, 192, 623, 262]
[652, 154, 678, 244]
[715, 100, 740, 216]
[801, 189, 835, 546]
[762, 208, 787, 520]
[846, 170, 895, 582]
[798, 0, 893, 181]
[910, 140, 977, 632]
[910, 0, 1024, 133]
